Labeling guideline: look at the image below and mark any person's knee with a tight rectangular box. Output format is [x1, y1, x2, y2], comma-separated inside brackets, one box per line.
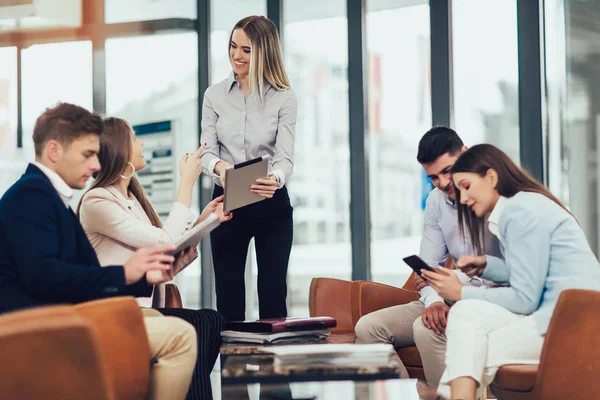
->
[412, 317, 434, 343]
[412, 317, 446, 348]
[166, 317, 198, 355]
[204, 309, 227, 329]
[355, 314, 389, 344]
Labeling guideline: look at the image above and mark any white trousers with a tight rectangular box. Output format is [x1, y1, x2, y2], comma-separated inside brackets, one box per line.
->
[437, 299, 544, 399]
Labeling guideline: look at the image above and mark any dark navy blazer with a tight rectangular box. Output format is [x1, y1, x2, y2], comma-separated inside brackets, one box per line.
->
[0, 164, 151, 314]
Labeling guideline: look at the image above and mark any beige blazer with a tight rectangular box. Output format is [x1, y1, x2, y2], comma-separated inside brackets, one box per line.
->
[79, 186, 198, 308]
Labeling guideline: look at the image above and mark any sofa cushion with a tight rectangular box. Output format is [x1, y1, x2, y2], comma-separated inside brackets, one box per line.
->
[327, 333, 357, 344]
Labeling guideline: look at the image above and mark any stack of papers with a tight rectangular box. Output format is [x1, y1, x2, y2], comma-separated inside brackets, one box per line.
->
[221, 329, 329, 344]
[259, 343, 394, 366]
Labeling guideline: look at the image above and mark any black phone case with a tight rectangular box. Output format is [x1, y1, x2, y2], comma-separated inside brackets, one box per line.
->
[402, 255, 437, 276]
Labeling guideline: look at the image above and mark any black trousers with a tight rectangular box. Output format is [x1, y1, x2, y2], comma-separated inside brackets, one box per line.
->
[210, 185, 293, 321]
[157, 308, 225, 400]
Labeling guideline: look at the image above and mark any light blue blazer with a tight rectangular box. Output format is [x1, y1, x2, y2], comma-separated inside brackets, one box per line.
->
[462, 191, 600, 334]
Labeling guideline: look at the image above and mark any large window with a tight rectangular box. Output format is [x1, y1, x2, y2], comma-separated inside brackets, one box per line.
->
[105, 0, 196, 23]
[452, 0, 520, 161]
[0, 46, 23, 200]
[546, 0, 600, 254]
[106, 32, 201, 307]
[282, 0, 351, 318]
[367, 1, 431, 286]
[21, 41, 93, 155]
[0, 47, 17, 149]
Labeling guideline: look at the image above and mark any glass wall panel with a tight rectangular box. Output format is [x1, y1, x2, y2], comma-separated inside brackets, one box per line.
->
[367, 0, 431, 286]
[0, 46, 22, 200]
[452, 0, 520, 162]
[21, 41, 93, 155]
[283, 0, 351, 318]
[0, 47, 17, 149]
[106, 32, 201, 307]
[105, 0, 196, 23]
[546, 0, 600, 254]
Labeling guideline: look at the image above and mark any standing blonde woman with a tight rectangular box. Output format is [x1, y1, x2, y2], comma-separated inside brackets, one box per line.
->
[201, 15, 297, 321]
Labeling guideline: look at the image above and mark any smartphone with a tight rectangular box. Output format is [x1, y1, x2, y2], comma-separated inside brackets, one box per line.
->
[263, 389, 316, 400]
[402, 255, 438, 277]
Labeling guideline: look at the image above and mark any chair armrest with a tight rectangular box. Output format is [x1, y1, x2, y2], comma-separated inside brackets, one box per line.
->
[402, 271, 418, 291]
[352, 280, 420, 323]
[165, 283, 183, 308]
[309, 277, 356, 333]
[0, 306, 111, 400]
[75, 297, 151, 400]
[534, 289, 600, 400]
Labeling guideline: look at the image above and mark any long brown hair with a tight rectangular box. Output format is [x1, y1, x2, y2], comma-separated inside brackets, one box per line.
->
[77, 117, 162, 228]
[230, 15, 290, 105]
[451, 144, 569, 254]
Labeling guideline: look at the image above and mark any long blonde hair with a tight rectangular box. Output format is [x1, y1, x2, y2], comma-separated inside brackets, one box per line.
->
[229, 15, 291, 105]
[77, 117, 162, 228]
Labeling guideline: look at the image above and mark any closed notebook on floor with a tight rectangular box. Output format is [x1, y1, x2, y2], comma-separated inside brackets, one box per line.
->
[225, 316, 337, 333]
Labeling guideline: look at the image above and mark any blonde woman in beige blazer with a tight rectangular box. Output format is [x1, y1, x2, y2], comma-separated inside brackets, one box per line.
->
[78, 117, 231, 400]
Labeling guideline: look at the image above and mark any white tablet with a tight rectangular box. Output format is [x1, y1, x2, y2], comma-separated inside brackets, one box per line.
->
[223, 156, 270, 212]
[166, 213, 220, 256]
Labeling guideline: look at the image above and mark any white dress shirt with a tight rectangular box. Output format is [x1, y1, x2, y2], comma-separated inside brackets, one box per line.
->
[31, 161, 73, 208]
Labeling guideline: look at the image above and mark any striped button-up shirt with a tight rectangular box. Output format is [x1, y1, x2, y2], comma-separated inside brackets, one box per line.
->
[200, 72, 297, 188]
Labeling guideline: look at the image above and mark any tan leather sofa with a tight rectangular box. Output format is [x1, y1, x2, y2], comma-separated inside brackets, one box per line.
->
[0, 297, 151, 400]
[310, 274, 600, 400]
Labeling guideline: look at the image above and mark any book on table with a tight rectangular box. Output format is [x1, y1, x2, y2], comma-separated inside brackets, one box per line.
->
[224, 316, 337, 333]
[221, 329, 330, 344]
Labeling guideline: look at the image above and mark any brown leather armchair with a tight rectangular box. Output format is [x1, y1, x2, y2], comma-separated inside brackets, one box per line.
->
[0, 297, 151, 400]
[75, 297, 152, 400]
[491, 288, 600, 400]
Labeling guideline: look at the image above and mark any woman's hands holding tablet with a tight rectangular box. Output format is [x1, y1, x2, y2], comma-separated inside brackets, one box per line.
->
[214, 160, 232, 188]
[250, 175, 278, 198]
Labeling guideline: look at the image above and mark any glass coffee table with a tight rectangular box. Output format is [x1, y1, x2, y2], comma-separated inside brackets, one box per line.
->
[221, 380, 420, 400]
[219, 339, 416, 399]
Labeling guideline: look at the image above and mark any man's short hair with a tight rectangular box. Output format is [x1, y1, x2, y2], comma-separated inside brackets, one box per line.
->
[33, 102, 103, 157]
[416, 126, 464, 165]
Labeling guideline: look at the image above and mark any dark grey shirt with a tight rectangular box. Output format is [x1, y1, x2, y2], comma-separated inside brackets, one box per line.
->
[200, 72, 297, 188]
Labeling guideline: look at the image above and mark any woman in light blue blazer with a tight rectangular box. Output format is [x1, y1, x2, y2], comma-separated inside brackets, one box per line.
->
[421, 144, 600, 400]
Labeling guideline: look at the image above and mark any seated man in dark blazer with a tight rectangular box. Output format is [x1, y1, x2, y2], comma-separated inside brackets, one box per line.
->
[0, 102, 197, 400]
